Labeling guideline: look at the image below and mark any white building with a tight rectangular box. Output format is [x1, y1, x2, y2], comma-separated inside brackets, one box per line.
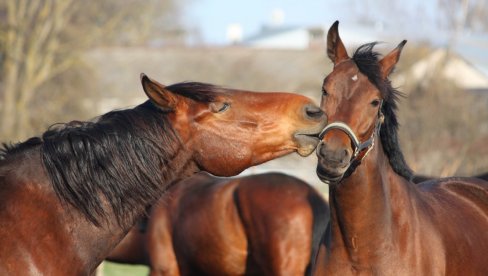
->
[395, 48, 488, 93]
[242, 26, 325, 50]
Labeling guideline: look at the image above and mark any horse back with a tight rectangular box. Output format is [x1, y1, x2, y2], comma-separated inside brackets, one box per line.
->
[418, 177, 488, 275]
[422, 177, 488, 216]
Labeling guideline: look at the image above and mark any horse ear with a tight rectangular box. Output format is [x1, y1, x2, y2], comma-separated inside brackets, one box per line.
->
[379, 40, 407, 79]
[140, 73, 178, 111]
[327, 20, 349, 65]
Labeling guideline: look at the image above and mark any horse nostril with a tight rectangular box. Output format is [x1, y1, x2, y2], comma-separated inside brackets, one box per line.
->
[305, 104, 325, 120]
[317, 143, 351, 166]
[318, 142, 329, 159]
[340, 149, 351, 165]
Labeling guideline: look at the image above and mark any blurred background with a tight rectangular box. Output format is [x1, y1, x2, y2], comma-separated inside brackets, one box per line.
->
[2, 0, 488, 191]
[1, 0, 488, 273]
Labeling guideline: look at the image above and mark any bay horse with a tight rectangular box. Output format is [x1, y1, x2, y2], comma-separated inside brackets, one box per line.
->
[313, 21, 488, 275]
[106, 172, 330, 276]
[0, 74, 327, 275]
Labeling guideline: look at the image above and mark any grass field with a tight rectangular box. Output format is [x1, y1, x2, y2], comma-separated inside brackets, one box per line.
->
[101, 261, 149, 276]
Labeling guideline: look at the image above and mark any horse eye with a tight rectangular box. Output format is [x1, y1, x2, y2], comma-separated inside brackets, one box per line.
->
[370, 99, 380, 107]
[211, 102, 230, 113]
[219, 102, 230, 112]
[322, 89, 328, 96]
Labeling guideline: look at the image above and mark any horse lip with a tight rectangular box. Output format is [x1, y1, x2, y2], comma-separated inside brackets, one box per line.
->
[294, 120, 327, 156]
[295, 129, 321, 137]
[295, 120, 327, 137]
[316, 165, 344, 184]
[294, 132, 320, 141]
[294, 133, 320, 157]
[293, 128, 323, 143]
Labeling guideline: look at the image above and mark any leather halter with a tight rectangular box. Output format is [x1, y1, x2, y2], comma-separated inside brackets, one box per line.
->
[317, 101, 384, 176]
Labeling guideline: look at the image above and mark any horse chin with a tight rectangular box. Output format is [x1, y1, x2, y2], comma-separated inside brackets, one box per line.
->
[316, 165, 345, 185]
[294, 134, 320, 157]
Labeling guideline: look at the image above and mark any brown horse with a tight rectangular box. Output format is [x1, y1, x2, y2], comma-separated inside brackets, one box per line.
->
[0, 74, 327, 275]
[107, 172, 329, 276]
[313, 21, 488, 275]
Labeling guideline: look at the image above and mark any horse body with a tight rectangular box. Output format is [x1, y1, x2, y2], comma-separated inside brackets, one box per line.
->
[313, 21, 488, 275]
[0, 151, 89, 274]
[423, 178, 488, 274]
[316, 142, 488, 275]
[0, 147, 128, 274]
[163, 173, 249, 276]
[107, 172, 329, 276]
[0, 134, 193, 275]
[0, 75, 326, 275]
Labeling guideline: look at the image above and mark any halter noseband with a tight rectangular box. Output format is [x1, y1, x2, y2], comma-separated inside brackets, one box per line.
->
[317, 101, 384, 174]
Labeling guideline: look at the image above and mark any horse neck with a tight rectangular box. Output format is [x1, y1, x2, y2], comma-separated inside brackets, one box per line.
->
[81, 145, 199, 271]
[30, 143, 197, 273]
[327, 140, 415, 264]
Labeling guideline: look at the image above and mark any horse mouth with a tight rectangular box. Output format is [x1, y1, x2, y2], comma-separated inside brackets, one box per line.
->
[316, 164, 344, 184]
[294, 133, 320, 156]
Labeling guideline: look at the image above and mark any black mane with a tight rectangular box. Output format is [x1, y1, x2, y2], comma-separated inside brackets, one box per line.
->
[1, 81, 223, 226]
[41, 102, 180, 227]
[166, 81, 224, 103]
[1, 137, 43, 160]
[352, 43, 413, 180]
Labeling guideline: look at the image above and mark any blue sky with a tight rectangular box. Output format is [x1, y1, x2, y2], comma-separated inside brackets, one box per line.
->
[186, 0, 353, 44]
[185, 0, 440, 45]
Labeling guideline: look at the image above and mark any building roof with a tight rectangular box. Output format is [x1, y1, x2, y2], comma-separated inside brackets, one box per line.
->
[395, 48, 488, 91]
[453, 36, 488, 79]
[243, 26, 302, 43]
[241, 25, 325, 49]
[241, 21, 488, 90]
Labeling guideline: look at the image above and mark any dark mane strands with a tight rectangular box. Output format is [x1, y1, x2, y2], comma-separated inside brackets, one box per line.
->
[1, 81, 230, 226]
[0, 137, 43, 160]
[166, 81, 230, 103]
[0, 81, 223, 158]
[1, 81, 230, 227]
[352, 43, 413, 180]
[41, 102, 181, 227]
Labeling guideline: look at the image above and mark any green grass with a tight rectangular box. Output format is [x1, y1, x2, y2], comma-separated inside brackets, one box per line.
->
[101, 261, 149, 276]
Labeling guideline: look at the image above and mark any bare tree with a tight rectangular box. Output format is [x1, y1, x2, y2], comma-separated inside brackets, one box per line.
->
[0, 0, 77, 140]
[466, 1, 488, 32]
[0, 0, 188, 141]
[438, 0, 488, 32]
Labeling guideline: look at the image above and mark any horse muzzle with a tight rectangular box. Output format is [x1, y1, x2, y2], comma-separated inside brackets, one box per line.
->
[315, 140, 352, 184]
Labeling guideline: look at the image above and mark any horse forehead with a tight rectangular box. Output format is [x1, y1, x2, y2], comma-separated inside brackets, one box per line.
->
[334, 60, 358, 77]
[328, 61, 358, 87]
[326, 65, 358, 98]
[330, 62, 377, 99]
